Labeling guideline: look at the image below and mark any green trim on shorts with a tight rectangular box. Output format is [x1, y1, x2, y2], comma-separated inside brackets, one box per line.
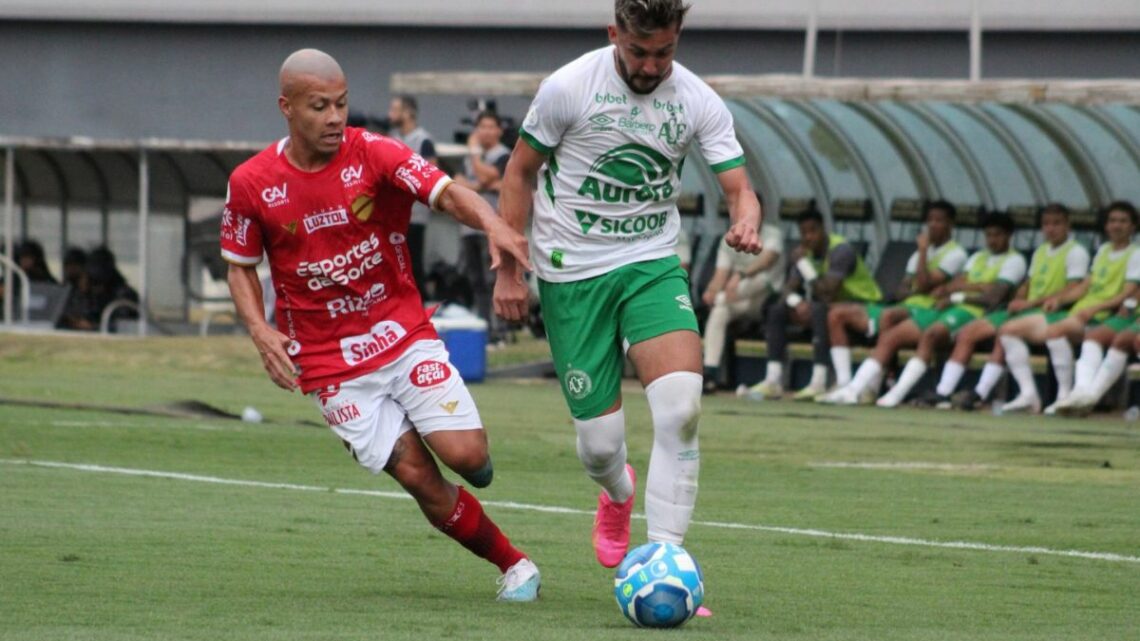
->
[538, 255, 698, 419]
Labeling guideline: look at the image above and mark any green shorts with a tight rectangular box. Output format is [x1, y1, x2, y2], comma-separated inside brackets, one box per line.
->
[1096, 315, 1140, 332]
[906, 305, 944, 331]
[538, 255, 698, 419]
[864, 302, 888, 337]
[930, 305, 983, 334]
[984, 307, 1066, 327]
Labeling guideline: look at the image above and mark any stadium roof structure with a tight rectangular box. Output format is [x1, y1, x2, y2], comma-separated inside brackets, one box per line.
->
[4, 75, 1140, 330]
[395, 72, 1140, 246]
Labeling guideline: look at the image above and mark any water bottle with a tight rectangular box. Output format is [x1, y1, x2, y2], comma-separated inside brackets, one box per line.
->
[1124, 406, 1140, 422]
[991, 403, 1004, 417]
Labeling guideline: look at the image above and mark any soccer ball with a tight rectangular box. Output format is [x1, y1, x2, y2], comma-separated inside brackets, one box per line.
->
[613, 542, 704, 628]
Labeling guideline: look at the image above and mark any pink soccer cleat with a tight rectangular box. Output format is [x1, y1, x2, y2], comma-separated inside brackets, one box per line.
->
[592, 464, 636, 568]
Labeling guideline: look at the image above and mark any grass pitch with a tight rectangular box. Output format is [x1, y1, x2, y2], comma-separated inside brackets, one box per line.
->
[1, 334, 1138, 640]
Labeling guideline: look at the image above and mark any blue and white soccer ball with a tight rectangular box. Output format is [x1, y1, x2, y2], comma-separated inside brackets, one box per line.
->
[613, 542, 704, 628]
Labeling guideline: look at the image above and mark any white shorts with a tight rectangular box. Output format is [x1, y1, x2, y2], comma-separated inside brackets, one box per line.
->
[309, 339, 483, 474]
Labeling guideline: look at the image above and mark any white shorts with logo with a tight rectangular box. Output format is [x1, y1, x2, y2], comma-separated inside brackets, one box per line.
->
[310, 339, 482, 473]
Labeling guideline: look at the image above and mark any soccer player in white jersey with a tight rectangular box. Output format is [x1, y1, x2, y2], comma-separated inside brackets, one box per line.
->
[493, 0, 762, 594]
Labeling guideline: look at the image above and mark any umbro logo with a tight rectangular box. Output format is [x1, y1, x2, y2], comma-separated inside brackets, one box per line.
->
[589, 114, 615, 128]
[439, 400, 459, 415]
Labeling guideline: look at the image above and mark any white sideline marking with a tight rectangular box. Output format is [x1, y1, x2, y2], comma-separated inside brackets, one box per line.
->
[4, 459, 1139, 565]
[811, 461, 995, 471]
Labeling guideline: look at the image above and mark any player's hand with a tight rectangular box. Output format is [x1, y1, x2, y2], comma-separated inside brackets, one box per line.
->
[1074, 308, 1095, 323]
[916, 232, 930, 252]
[1008, 299, 1028, 313]
[493, 268, 530, 322]
[250, 324, 299, 391]
[484, 218, 532, 274]
[1041, 297, 1059, 313]
[723, 223, 762, 255]
[724, 273, 742, 303]
[701, 289, 717, 306]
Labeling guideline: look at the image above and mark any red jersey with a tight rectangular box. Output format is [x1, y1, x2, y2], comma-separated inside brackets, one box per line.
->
[220, 127, 453, 393]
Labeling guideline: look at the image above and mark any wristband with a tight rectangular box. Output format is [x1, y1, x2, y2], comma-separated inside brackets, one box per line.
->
[950, 292, 966, 305]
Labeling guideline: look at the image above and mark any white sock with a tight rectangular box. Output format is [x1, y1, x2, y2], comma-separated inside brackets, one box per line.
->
[936, 361, 966, 397]
[645, 372, 702, 545]
[1074, 340, 1104, 392]
[1089, 348, 1129, 401]
[849, 358, 882, 396]
[883, 357, 927, 403]
[574, 409, 633, 503]
[831, 346, 852, 387]
[1000, 335, 1039, 402]
[974, 362, 1005, 400]
[809, 363, 829, 390]
[765, 360, 783, 385]
[1046, 338, 1075, 400]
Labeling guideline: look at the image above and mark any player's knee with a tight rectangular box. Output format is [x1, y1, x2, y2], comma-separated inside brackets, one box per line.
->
[460, 457, 494, 488]
[574, 410, 627, 468]
[646, 371, 702, 442]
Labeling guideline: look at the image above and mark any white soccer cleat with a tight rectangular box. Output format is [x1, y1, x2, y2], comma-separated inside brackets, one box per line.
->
[497, 558, 541, 602]
[1000, 394, 1041, 414]
[746, 380, 783, 401]
[818, 386, 858, 405]
[875, 393, 902, 409]
[1056, 391, 1096, 417]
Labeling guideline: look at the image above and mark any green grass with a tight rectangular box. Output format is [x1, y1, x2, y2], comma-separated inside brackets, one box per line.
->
[2, 334, 1139, 640]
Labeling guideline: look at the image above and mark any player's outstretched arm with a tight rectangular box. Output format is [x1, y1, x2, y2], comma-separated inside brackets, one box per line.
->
[227, 263, 299, 391]
[436, 182, 532, 274]
[717, 167, 763, 255]
[494, 140, 546, 322]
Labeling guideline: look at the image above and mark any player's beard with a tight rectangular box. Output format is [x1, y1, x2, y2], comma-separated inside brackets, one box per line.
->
[615, 54, 668, 95]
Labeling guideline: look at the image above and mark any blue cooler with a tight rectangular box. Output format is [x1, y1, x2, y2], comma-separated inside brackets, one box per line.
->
[431, 316, 489, 382]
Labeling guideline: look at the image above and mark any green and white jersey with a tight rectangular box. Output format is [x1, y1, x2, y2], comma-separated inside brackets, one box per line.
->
[519, 46, 746, 282]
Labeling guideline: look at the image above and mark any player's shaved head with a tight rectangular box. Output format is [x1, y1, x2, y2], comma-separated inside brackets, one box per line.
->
[279, 48, 345, 97]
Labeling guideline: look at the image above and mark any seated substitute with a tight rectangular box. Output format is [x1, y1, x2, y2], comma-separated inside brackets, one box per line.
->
[1054, 296, 1140, 415]
[700, 223, 785, 393]
[1000, 201, 1140, 414]
[826, 200, 967, 390]
[747, 210, 882, 400]
[931, 204, 1089, 410]
[822, 213, 1024, 406]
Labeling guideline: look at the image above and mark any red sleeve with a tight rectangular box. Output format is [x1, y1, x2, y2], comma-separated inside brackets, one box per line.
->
[362, 133, 453, 211]
[219, 173, 264, 266]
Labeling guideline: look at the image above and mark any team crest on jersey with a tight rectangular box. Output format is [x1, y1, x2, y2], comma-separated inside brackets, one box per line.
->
[410, 360, 451, 388]
[351, 195, 374, 222]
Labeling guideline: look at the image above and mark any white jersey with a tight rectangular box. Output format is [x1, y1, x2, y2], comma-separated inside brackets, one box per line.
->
[520, 46, 746, 282]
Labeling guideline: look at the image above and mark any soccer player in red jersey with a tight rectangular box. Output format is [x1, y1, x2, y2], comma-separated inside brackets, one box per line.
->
[221, 49, 540, 601]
